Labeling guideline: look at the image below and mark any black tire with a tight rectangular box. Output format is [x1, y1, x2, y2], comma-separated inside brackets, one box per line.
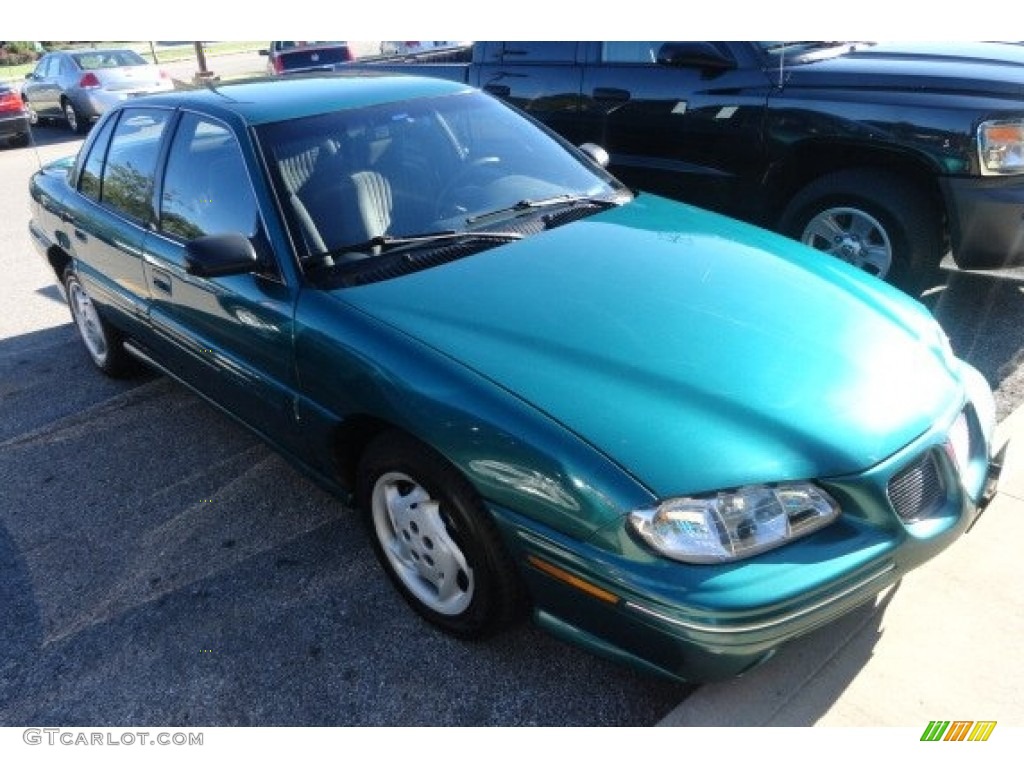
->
[356, 430, 523, 639]
[62, 98, 89, 135]
[63, 266, 135, 378]
[779, 168, 944, 296]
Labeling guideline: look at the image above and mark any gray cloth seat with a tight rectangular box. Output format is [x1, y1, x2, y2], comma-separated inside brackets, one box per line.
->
[276, 139, 394, 257]
[303, 170, 392, 254]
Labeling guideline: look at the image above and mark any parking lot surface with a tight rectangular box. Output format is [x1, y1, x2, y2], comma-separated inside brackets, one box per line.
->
[2, 123, 1022, 727]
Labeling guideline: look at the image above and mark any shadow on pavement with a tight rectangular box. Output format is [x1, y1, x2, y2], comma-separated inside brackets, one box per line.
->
[0, 323, 686, 726]
[0, 520, 42, 692]
[660, 584, 896, 726]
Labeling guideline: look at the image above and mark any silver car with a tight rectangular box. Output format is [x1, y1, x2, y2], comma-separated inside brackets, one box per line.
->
[21, 48, 175, 134]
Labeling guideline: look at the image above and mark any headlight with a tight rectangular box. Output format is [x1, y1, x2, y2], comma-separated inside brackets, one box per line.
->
[978, 119, 1024, 176]
[629, 483, 840, 564]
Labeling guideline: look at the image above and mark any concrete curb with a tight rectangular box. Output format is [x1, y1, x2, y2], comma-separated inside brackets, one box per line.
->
[658, 400, 1024, 727]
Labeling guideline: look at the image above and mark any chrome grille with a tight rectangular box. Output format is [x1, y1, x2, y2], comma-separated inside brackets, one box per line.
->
[887, 451, 946, 522]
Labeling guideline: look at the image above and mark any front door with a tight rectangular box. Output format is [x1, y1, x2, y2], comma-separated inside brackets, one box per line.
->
[141, 112, 299, 444]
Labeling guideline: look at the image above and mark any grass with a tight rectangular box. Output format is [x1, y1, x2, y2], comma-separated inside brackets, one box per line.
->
[0, 41, 265, 83]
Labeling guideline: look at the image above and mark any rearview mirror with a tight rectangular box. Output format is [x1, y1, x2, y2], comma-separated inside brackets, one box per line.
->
[185, 233, 258, 277]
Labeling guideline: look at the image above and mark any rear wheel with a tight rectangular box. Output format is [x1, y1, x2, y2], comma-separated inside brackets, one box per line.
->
[62, 98, 89, 135]
[63, 266, 134, 377]
[780, 168, 944, 296]
[356, 431, 523, 639]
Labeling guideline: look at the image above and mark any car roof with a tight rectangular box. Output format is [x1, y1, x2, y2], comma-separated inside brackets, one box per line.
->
[122, 72, 473, 126]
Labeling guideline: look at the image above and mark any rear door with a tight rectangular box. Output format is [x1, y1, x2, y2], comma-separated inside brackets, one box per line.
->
[66, 106, 174, 339]
[580, 42, 771, 220]
[141, 111, 299, 443]
[24, 54, 62, 118]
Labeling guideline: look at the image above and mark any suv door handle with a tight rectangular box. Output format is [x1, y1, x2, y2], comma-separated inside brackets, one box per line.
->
[593, 87, 631, 102]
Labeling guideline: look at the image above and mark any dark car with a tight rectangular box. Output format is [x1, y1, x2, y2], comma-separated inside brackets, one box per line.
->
[21, 47, 174, 134]
[27, 75, 999, 683]
[0, 83, 30, 147]
[351, 41, 1024, 292]
[259, 41, 355, 75]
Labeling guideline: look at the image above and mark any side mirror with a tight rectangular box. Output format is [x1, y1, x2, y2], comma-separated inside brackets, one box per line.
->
[656, 42, 735, 73]
[579, 142, 610, 169]
[185, 233, 258, 277]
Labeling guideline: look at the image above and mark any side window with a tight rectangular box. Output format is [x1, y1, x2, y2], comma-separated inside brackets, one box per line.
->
[37, 56, 55, 78]
[500, 42, 576, 63]
[602, 42, 667, 64]
[77, 114, 119, 201]
[99, 108, 171, 223]
[159, 114, 258, 241]
[60, 56, 77, 77]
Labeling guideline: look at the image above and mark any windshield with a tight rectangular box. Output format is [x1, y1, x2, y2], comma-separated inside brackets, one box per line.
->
[72, 50, 147, 69]
[256, 90, 626, 262]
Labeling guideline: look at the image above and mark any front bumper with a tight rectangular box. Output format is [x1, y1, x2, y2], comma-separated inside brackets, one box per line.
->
[493, 381, 998, 683]
[943, 175, 1024, 269]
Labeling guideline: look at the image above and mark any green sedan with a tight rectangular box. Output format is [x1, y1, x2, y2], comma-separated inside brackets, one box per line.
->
[28, 74, 998, 682]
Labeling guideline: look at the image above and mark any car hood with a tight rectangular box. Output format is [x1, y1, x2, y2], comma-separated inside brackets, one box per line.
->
[335, 195, 962, 498]
[783, 42, 1024, 98]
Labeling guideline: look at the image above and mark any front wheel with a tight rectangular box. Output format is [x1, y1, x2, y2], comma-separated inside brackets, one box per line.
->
[356, 431, 523, 639]
[779, 169, 943, 296]
[63, 267, 134, 377]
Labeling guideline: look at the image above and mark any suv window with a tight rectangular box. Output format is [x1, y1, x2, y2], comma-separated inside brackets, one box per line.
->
[601, 42, 667, 64]
[159, 114, 258, 241]
[99, 108, 171, 223]
[499, 42, 576, 63]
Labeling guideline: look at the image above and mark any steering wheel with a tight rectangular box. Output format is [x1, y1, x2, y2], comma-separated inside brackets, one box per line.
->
[435, 156, 503, 219]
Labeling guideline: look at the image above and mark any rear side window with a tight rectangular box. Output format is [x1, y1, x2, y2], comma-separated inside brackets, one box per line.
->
[99, 107, 171, 223]
[159, 113, 258, 241]
[77, 114, 118, 201]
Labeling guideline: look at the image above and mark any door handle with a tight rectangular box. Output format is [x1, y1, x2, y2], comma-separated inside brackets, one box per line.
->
[593, 87, 631, 102]
[73, 229, 87, 242]
[151, 269, 172, 295]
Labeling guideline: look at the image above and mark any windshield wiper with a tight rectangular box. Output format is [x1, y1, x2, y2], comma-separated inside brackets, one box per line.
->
[313, 229, 525, 262]
[464, 194, 620, 225]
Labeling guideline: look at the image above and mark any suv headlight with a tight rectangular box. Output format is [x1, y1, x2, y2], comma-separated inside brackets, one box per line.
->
[629, 483, 840, 564]
[978, 119, 1024, 176]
